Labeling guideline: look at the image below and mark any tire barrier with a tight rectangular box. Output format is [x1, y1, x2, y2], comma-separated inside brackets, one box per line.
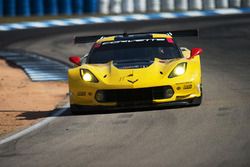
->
[203, 0, 216, 10]
[58, 0, 72, 15]
[17, 0, 30, 17]
[85, 0, 98, 14]
[229, 0, 241, 7]
[241, 0, 250, 7]
[99, 0, 109, 14]
[175, 0, 188, 11]
[0, 0, 3, 17]
[110, 0, 122, 14]
[72, 0, 84, 15]
[122, 0, 134, 13]
[4, 0, 16, 17]
[147, 0, 161, 13]
[0, 0, 250, 17]
[161, 0, 175, 12]
[1, 8, 250, 32]
[45, 0, 58, 16]
[216, 0, 229, 8]
[134, 0, 146, 13]
[31, 0, 44, 16]
[189, 0, 202, 10]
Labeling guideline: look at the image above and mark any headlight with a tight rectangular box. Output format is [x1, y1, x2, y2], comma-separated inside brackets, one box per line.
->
[83, 73, 92, 81]
[168, 62, 187, 78]
[80, 69, 98, 83]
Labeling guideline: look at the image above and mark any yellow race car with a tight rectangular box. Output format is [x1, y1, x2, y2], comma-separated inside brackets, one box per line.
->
[68, 30, 203, 114]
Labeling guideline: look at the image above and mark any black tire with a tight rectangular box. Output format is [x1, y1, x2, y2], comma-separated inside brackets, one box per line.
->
[190, 85, 203, 106]
[190, 96, 202, 106]
[70, 105, 82, 115]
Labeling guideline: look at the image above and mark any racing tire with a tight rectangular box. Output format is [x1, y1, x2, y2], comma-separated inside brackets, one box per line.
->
[70, 105, 82, 115]
[190, 96, 202, 106]
[190, 85, 202, 106]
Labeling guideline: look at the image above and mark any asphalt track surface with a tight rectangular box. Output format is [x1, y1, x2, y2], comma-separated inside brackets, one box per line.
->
[0, 15, 250, 167]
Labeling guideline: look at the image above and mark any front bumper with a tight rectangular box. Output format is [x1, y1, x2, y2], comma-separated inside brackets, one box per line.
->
[69, 82, 201, 107]
[70, 99, 196, 112]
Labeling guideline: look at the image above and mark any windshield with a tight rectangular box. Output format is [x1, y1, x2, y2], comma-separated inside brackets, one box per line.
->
[88, 39, 182, 64]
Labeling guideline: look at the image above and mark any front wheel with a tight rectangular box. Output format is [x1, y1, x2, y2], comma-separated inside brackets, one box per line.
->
[190, 96, 202, 106]
[190, 85, 202, 106]
[70, 105, 82, 115]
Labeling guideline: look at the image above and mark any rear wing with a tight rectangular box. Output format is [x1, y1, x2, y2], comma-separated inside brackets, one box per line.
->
[74, 29, 199, 44]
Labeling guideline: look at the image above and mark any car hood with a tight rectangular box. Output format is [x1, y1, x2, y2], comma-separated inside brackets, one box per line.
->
[81, 58, 186, 88]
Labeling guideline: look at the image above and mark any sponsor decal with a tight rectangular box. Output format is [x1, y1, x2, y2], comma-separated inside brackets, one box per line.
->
[102, 38, 165, 45]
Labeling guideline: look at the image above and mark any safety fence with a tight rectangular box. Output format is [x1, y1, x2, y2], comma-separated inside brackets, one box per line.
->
[0, 0, 250, 17]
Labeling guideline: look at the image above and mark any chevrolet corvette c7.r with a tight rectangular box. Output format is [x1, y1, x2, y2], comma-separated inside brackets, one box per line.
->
[68, 30, 203, 114]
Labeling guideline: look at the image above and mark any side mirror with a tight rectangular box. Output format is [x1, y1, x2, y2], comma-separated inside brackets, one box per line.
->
[190, 48, 203, 59]
[69, 56, 81, 66]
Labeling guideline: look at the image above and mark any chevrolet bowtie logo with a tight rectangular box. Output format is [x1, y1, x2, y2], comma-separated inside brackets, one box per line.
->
[127, 79, 138, 84]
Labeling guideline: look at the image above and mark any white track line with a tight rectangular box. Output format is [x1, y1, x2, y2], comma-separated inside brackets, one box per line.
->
[0, 103, 69, 145]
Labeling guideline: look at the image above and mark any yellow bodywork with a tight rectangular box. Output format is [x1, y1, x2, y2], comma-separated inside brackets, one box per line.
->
[68, 34, 202, 107]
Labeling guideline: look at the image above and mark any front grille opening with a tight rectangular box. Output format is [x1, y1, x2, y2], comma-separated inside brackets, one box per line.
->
[96, 86, 173, 106]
